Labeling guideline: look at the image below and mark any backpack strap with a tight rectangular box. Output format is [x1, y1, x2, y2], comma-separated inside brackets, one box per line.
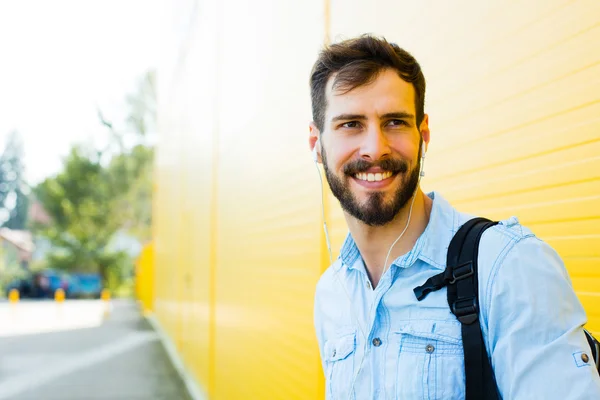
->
[448, 217, 499, 400]
[413, 217, 500, 400]
[584, 329, 600, 370]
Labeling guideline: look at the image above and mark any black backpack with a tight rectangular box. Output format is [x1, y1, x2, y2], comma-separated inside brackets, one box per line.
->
[413, 217, 600, 400]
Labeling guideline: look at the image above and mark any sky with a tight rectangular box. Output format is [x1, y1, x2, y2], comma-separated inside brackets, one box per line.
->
[0, 0, 162, 185]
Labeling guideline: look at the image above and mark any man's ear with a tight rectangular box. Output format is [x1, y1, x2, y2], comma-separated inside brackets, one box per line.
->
[419, 114, 430, 153]
[309, 122, 322, 163]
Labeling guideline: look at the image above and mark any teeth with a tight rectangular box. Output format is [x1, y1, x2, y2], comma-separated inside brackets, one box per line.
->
[355, 171, 392, 182]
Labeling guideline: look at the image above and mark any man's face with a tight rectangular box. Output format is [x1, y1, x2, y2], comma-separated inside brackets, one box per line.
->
[314, 68, 429, 226]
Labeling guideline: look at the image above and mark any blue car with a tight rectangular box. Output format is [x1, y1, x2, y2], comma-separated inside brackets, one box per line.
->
[67, 273, 103, 299]
[4, 269, 69, 299]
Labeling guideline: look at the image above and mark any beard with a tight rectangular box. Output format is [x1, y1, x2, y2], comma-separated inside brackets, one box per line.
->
[321, 146, 421, 226]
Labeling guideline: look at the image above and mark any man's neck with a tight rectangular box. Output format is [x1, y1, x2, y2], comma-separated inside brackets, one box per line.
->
[345, 190, 433, 288]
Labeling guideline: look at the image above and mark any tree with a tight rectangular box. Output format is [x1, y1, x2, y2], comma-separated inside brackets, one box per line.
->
[107, 144, 154, 242]
[0, 131, 29, 230]
[32, 69, 156, 287]
[98, 69, 156, 242]
[32, 146, 127, 282]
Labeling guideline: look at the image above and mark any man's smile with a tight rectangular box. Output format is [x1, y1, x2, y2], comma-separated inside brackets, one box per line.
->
[351, 169, 398, 189]
[354, 171, 393, 182]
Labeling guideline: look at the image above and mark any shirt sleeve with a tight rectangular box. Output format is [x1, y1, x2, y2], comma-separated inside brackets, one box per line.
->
[485, 235, 600, 399]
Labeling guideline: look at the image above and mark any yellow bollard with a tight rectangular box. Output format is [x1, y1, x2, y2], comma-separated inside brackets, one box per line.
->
[54, 288, 65, 321]
[101, 289, 111, 319]
[8, 288, 19, 323]
[54, 288, 65, 303]
[8, 289, 19, 303]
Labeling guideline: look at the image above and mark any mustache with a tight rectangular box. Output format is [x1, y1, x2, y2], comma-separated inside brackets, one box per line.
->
[343, 158, 409, 175]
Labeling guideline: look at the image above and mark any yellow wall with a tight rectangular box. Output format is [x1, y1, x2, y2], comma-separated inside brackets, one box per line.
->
[135, 242, 154, 314]
[153, 0, 600, 398]
[154, 0, 326, 398]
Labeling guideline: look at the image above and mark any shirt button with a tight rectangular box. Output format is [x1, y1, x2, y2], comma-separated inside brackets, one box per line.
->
[426, 344, 435, 353]
[332, 349, 336, 358]
[366, 280, 372, 289]
[372, 338, 382, 347]
[582, 353, 590, 363]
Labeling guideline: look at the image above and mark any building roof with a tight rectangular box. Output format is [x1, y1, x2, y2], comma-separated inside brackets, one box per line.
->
[0, 228, 35, 253]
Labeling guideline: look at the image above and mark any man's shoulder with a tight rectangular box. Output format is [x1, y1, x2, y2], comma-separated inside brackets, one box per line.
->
[453, 209, 539, 258]
[487, 216, 537, 242]
[429, 192, 540, 266]
[454, 212, 553, 288]
[477, 215, 548, 268]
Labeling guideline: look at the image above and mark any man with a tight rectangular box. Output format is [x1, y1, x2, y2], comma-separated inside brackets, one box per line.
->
[309, 34, 600, 399]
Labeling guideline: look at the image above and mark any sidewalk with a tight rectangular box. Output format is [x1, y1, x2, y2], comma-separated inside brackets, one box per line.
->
[0, 300, 192, 400]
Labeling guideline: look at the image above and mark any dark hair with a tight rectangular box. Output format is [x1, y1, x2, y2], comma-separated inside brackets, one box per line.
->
[310, 34, 426, 132]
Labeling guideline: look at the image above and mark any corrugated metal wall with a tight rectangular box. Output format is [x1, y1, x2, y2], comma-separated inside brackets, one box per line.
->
[153, 0, 600, 398]
[135, 242, 154, 315]
[155, 0, 326, 398]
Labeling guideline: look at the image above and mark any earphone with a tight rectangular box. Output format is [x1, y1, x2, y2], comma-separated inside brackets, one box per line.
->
[313, 138, 427, 399]
[313, 139, 333, 255]
[420, 142, 426, 177]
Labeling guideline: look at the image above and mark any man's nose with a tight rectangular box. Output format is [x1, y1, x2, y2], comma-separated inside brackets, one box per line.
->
[359, 125, 391, 161]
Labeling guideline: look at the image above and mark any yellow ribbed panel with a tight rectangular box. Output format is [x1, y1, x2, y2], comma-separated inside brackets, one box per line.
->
[154, 0, 219, 395]
[154, 97, 182, 348]
[154, 0, 327, 398]
[212, 1, 325, 397]
[135, 242, 154, 314]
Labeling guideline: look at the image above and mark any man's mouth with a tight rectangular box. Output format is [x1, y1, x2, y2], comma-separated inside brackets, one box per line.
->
[353, 171, 394, 182]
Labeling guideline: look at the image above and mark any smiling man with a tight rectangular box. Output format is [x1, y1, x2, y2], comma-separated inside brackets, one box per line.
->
[309, 35, 600, 399]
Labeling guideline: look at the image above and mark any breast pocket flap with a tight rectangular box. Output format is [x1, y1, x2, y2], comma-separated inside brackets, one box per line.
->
[394, 320, 462, 343]
[324, 331, 356, 362]
[394, 320, 463, 355]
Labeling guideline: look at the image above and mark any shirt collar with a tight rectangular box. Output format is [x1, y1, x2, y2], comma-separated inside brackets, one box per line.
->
[338, 191, 460, 272]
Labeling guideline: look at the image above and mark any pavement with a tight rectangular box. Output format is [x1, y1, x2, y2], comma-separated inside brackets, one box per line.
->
[0, 299, 192, 400]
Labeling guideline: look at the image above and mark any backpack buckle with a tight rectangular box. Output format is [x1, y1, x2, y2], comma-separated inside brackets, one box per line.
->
[449, 262, 474, 284]
[413, 272, 446, 301]
[452, 296, 479, 324]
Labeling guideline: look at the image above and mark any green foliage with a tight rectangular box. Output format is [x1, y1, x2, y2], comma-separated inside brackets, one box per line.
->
[28, 258, 49, 273]
[32, 147, 129, 278]
[0, 242, 29, 296]
[108, 144, 154, 241]
[31, 70, 156, 287]
[101, 69, 155, 242]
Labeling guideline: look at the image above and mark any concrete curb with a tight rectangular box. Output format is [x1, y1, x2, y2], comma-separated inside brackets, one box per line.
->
[145, 313, 208, 400]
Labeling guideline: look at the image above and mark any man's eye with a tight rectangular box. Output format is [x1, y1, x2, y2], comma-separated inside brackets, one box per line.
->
[388, 119, 408, 127]
[341, 121, 360, 129]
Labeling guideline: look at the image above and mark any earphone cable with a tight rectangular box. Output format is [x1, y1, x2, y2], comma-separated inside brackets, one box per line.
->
[314, 161, 369, 345]
[314, 144, 425, 400]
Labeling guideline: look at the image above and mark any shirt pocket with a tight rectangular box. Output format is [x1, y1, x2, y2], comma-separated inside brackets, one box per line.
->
[394, 321, 465, 400]
[324, 330, 356, 400]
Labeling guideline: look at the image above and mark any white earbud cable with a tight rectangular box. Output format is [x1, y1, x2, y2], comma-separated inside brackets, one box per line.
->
[348, 184, 419, 399]
[314, 160, 369, 345]
[314, 142, 425, 400]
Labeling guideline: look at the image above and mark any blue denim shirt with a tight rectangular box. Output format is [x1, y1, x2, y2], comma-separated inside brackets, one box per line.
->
[314, 191, 600, 399]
